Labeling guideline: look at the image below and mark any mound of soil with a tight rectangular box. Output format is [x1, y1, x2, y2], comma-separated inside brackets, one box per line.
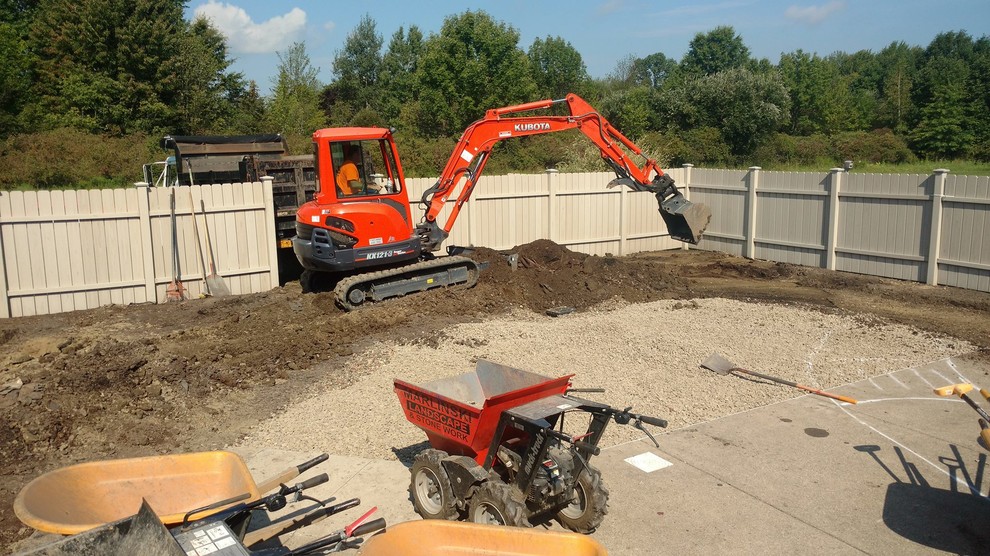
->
[1, 241, 989, 549]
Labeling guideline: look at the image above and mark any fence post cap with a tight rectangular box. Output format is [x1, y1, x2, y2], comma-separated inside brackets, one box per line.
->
[544, 168, 559, 174]
[681, 163, 694, 168]
[830, 168, 844, 172]
[134, 181, 150, 188]
[933, 168, 950, 174]
[749, 166, 762, 171]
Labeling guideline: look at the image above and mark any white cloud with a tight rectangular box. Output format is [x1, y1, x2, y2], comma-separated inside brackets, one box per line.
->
[323, 21, 336, 33]
[598, 0, 623, 15]
[785, 1, 846, 25]
[193, 1, 307, 54]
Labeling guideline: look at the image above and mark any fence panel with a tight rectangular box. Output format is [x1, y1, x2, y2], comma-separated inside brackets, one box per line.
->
[689, 168, 748, 257]
[835, 173, 931, 282]
[940, 174, 990, 291]
[755, 171, 830, 268]
[686, 168, 989, 293]
[0, 182, 278, 317]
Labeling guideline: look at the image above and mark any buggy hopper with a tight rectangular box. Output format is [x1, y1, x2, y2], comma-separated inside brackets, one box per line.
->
[394, 360, 667, 533]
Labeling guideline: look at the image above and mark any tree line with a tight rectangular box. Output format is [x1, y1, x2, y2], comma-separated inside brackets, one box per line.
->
[1, 3, 988, 188]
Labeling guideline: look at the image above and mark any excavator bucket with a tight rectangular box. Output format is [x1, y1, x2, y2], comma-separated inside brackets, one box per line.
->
[607, 176, 711, 245]
[657, 192, 711, 245]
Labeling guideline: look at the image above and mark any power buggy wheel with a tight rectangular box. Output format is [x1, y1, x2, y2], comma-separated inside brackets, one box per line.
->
[467, 481, 529, 527]
[556, 467, 609, 533]
[409, 449, 459, 520]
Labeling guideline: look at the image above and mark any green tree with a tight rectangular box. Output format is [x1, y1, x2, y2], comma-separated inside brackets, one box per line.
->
[266, 42, 325, 136]
[662, 68, 790, 157]
[327, 14, 383, 121]
[0, 22, 30, 134]
[970, 37, 990, 159]
[172, 18, 246, 134]
[875, 42, 919, 132]
[378, 25, 423, 123]
[911, 58, 972, 158]
[413, 10, 537, 137]
[681, 26, 750, 75]
[910, 31, 978, 158]
[527, 36, 588, 98]
[629, 52, 678, 89]
[27, 0, 243, 135]
[29, 0, 186, 133]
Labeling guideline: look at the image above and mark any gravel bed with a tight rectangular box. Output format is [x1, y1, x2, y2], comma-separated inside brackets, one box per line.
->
[236, 298, 972, 459]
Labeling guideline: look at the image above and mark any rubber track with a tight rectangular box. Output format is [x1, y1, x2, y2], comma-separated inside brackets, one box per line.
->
[333, 255, 480, 311]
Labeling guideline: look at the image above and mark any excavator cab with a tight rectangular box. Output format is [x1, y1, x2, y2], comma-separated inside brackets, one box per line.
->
[294, 128, 423, 277]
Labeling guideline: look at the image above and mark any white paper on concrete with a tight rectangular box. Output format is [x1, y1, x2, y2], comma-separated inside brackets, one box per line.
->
[624, 452, 673, 473]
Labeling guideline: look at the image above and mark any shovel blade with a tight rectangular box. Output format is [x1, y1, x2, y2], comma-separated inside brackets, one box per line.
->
[206, 275, 231, 297]
[700, 352, 736, 375]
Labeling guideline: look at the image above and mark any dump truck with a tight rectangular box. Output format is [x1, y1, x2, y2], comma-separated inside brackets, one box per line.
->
[143, 134, 317, 252]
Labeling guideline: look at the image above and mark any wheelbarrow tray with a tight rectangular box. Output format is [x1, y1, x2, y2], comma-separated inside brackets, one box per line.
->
[358, 520, 608, 555]
[14, 450, 261, 535]
[395, 360, 572, 462]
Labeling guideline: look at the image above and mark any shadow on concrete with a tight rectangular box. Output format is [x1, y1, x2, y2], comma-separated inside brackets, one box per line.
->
[855, 443, 990, 554]
[390, 441, 433, 467]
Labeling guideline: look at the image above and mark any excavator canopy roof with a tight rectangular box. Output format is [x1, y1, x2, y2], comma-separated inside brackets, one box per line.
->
[312, 127, 392, 142]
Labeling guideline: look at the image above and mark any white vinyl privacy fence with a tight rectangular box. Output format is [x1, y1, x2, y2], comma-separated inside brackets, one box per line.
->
[0, 182, 278, 318]
[1, 166, 987, 318]
[688, 166, 990, 292]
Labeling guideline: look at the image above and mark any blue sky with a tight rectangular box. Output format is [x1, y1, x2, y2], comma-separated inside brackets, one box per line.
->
[184, 0, 990, 94]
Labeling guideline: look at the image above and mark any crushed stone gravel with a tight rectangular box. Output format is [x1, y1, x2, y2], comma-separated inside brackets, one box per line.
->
[236, 298, 973, 459]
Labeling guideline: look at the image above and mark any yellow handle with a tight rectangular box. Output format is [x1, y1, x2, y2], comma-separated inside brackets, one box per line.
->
[981, 428, 990, 452]
[834, 393, 858, 405]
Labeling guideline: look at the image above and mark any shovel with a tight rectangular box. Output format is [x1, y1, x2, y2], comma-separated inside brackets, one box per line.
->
[187, 190, 210, 297]
[199, 199, 231, 296]
[165, 188, 185, 301]
[701, 353, 858, 404]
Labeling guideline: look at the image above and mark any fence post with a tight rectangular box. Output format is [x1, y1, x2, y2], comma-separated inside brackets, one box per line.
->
[261, 177, 278, 289]
[926, 169, 949, 286]
[0, 212, 8, 318]
[466, 181, 476, 247]
[619, 175, 628, 256]
[746, 167, 760, 259]
[546, 168, 558, 243]
[826, 168, 843, 271]
[681, 164, 693, 250]
[134, 182, 158, 303]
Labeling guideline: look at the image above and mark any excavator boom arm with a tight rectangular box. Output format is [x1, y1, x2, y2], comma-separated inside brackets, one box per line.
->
[417, 94, 710, 252]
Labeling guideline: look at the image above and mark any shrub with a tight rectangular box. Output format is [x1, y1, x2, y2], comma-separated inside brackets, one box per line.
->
[832, 129, 915, 164]
[677, 127, 732, 166]
[0, 129, 157, 189]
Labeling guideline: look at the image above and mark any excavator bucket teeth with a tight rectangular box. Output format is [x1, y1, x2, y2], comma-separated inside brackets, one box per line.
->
[658, 193, 712, 244]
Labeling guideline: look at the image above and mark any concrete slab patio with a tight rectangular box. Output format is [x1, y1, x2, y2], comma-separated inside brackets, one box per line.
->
[236, 355, 990, 554]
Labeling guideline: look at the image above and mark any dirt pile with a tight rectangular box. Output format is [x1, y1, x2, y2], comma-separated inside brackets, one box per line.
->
[463, 239, 690, 313]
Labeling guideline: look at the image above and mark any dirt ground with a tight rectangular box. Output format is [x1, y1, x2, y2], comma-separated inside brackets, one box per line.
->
[2, 242, 989, 550]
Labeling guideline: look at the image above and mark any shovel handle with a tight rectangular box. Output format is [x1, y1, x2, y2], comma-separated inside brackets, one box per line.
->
[738, 369, 857, 404]
[257, 453, 330, 494]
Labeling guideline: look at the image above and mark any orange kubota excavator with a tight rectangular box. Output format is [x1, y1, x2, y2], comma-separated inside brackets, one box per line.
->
[293, 93, 711, 310]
